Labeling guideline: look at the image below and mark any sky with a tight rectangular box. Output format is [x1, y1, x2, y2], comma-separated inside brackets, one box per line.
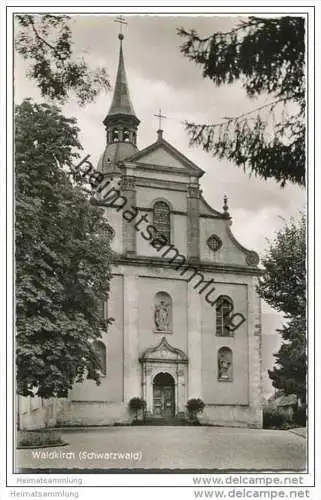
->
[14, 14, 306, 334]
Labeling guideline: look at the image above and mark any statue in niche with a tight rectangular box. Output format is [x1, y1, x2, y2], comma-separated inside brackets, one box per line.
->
[154, 299, 170, 331]
[218, 350, 232, 380]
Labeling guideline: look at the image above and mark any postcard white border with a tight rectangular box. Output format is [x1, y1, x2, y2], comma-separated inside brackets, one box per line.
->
[2, 1, 319, 498]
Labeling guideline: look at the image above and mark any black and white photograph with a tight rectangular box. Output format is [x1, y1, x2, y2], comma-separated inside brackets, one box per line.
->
[2, 2, 319, 499]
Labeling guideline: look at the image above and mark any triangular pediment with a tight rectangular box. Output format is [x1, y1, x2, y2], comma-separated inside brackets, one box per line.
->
[126, 138, 204, 177]
[140, 336, 188, 362]
[138, 146, 185, 169]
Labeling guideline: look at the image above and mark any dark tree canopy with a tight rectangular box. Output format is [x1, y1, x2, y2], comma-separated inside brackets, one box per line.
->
[178, 16, 305, 186]
[268, 316, 306, 404]
[15, 15, 110, 105]
[258, 215, 306, 403]
[16, 100, 113, 398]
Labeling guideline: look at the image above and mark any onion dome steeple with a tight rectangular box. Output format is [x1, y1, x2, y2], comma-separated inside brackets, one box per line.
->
[98, 25, 140, 174]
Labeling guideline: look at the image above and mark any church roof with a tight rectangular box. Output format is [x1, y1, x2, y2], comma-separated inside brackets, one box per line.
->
[125, 132, 205, 177]
[97, 141, 138, 173]
[103, 37, 139, 125]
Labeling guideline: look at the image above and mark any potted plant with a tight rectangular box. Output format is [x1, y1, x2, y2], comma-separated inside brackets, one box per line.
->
[128, 397, 146, 423]
[186, 398, 205, 424]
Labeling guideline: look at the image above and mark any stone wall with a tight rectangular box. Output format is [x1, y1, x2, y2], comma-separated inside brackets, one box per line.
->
[19, 396, 61, 430]
[57, 401, 129, 426]
[200, 405, 262, 428]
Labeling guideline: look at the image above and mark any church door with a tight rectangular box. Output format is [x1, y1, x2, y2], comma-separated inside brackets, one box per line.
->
[153, 372, 175, 418]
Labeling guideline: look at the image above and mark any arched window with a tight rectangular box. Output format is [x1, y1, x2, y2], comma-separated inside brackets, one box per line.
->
[132, 131, 137, 145]
[112, 128, 119, 143]
[218, 347, 233, 381]
[216, 295, 234, 336]
[154, 291, 172, 332]
[96, 340, 107, 376]
[123, 128, 130, 142]
[153, 201, 171, 243]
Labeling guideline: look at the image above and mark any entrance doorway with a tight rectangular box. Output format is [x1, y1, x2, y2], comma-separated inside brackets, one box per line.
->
[153, 372, 175, 418]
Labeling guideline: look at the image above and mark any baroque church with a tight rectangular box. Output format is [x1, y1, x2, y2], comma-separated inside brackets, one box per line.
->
[19, 30, 263, 429]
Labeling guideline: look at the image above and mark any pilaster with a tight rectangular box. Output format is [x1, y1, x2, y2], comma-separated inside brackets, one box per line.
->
[187, 182, 200, 261]
[187, 283, 202, 398]
[123, 272, 140, 402]
[247, 276, 263, 427]
[120, 175, 136, 255]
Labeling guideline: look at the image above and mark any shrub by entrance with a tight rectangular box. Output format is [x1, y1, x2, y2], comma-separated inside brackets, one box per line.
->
[128, 397, 146, 423]
[186, 398, 205, 424]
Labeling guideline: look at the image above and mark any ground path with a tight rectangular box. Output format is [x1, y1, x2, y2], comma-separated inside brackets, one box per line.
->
[16, 426, 306, 472]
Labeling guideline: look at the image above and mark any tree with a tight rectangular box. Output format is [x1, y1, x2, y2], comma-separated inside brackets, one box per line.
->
[177, 16, 305, 186]
[16, 99, 113, 398]
[15, 15, 110, 105]
[257, 214, 306, 404]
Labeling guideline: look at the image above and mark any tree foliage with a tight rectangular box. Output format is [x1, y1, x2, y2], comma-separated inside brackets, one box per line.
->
[128, 397, 146, 421]
[258, 215, 306, 403]
[178, 16, 305, 186]
[16, 99, 113, 398]
[186, 398, 205, 422]
[15, 15, 110, 105]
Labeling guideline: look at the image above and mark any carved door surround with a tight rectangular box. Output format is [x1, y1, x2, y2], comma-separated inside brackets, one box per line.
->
[139, 336, 188, 416]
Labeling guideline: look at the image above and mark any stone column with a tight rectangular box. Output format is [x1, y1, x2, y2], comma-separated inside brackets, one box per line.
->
[187, 181, 200, 262]
[123, 272, 140, 402]
[187, 283, 202, 399]
[120, 175, 136, 255]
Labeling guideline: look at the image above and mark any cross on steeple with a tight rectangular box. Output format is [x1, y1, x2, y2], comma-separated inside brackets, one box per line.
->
[154, 109, 167, 130]
[114, 15, 128, 38]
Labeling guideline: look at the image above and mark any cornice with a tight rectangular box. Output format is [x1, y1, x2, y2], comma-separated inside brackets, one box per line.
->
[94, 197, 234, 219]
[200, 213, 226, 220]
[134, 176, 188, 191]
[130, 161, 192, 176]
[139, 358, 188, 365]
[137, 206, 186, 216]
[112, 254, 262, 276]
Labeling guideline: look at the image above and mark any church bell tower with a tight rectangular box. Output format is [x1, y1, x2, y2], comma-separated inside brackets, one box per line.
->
[97, 30, 140, 174]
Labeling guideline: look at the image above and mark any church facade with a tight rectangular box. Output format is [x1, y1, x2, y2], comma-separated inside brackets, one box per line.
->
[19, 32, 263, 429]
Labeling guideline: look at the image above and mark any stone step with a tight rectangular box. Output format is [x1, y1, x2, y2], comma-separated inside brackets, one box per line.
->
[140, 416, 190, 426]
